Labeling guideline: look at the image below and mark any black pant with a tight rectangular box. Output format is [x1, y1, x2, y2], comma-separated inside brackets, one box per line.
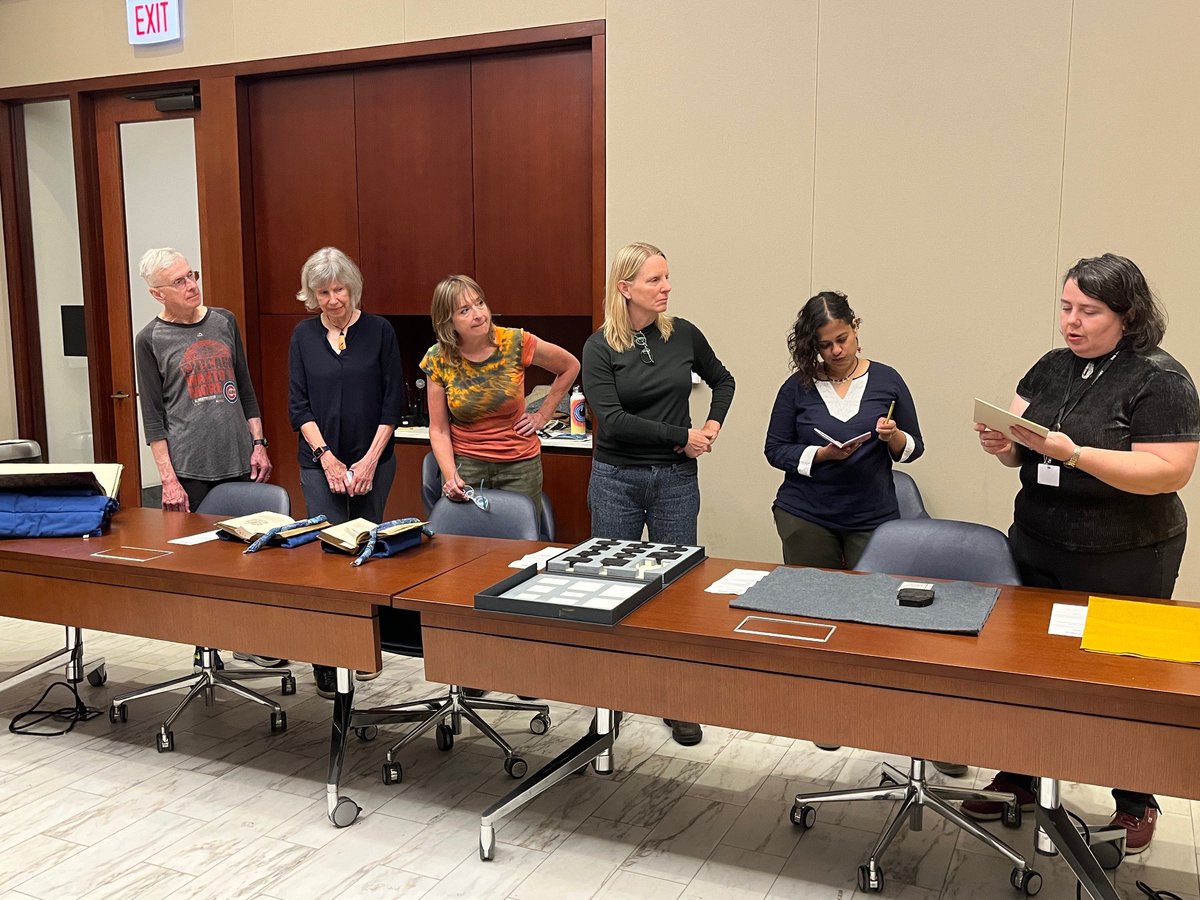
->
[178, 473, 250, 512]
[998, 523, 1187, 816]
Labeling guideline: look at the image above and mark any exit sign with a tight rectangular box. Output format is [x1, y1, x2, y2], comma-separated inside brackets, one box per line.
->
[127, 0, 181, 45]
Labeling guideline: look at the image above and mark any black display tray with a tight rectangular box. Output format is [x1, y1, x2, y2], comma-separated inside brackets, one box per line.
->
[474, 564, 664, 626]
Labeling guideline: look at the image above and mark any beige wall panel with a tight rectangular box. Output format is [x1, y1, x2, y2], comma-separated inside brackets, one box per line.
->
[0, 1, 604, 89]
[606, 0, 819, 559]
[405, 0, 603, 43]
[1059, 0, 1200, 596]
[811, 1, 1071, 533]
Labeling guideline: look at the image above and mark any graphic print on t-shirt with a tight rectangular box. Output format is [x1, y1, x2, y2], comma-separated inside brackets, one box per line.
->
[180, 339, 238, 405]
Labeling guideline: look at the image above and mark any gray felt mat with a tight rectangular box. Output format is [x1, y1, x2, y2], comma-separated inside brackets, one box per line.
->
[730, 566, 999, 635]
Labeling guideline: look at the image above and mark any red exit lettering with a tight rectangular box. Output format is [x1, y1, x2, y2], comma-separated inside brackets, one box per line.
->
[135, 2, 170, 36]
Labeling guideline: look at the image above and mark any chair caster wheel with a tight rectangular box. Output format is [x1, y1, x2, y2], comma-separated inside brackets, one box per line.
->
[1002, 800, 1022, 828]
[857, 863, 884, 893]
[330, 796, 360, 828]
[790, 803, 816, 829]
[1010, 867, 1042, 896]
[281, 675, 297, 696]
[382, 761, 403, 785]
[354, 725, 378, 742]
[504, 756, 528, 778]
[270, 710, 287, 733]
[529, 713, 550, 735]
[87, 664, 108, 687]
[109, 703, 127, 724]
[156, 730, 175, 753]
[1094, 839, 1125, 871]
[435, 723, 454, 752]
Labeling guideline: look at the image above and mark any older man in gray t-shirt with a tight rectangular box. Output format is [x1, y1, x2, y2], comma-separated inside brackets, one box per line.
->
[135, 247, 272, 512]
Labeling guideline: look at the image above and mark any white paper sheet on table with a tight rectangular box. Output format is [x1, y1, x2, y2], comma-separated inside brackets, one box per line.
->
[509, 546, 569, 570]
[1048, 603, 1087, 637]
[706, 568, 771, 595]
[168, 530, 221, 545]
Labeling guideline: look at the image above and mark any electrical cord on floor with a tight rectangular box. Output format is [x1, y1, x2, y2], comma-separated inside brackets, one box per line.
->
[1133, 881, 1184, 900]
[8, 678, 101, 736]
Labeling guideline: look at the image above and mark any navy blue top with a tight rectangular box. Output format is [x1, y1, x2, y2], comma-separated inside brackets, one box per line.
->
[764, 361, 924, 531]
[288, 313, 407, 469]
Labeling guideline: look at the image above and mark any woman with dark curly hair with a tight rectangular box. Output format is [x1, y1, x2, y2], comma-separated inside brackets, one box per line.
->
[764, 291, 924, 568]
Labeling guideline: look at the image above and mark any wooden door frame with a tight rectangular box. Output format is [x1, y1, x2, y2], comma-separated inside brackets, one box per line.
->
[92, 93, 198, 509]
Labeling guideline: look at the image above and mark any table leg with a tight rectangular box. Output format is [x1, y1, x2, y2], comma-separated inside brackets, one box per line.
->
[326, 667, 361, 828]
[478, 708, 621, 861]
[1033, 778, 1120, 900]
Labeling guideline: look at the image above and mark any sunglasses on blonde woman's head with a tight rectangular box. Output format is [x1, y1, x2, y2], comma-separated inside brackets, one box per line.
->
[633, 331, 654, 365]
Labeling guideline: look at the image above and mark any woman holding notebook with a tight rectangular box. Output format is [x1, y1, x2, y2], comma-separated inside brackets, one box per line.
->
[765, 291, 924, 569]
[969, 253, 1199, 854]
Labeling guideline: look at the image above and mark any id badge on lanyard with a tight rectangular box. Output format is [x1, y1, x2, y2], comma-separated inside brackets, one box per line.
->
[1039, 347, 1121, 487]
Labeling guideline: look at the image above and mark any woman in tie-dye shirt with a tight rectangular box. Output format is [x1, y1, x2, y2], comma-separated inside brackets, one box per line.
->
[421, 275, 579, 521]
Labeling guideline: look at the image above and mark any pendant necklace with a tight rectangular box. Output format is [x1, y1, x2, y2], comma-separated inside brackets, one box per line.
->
[1081, 361, 1094, 379]
[826, 359, 860, 384]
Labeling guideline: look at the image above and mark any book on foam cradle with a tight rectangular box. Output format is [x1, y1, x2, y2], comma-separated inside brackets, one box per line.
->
[317, 518, 426, 553]
[216, 511, 327, 543]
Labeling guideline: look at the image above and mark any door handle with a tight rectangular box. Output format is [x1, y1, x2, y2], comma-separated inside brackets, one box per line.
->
[110, 391, 130, 400]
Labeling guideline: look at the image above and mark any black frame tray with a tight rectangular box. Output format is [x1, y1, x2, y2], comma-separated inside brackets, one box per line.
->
[474, 565, 663, 625]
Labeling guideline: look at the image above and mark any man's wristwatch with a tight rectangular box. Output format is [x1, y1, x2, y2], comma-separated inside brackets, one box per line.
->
[252, 438, 268, 448]
[1063, 446, 1083, 469]
[312, 445, 330, 463]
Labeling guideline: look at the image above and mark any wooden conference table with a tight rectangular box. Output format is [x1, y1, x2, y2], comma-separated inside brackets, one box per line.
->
[3, 514, 1200, 893]
[0, 508, 520, 827]
[398, 549, 1200, 895]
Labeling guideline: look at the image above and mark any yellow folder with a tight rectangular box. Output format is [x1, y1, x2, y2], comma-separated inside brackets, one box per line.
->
[1081, 596, 1200, 664]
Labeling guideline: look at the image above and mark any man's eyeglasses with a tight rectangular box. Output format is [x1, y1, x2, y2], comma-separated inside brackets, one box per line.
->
[633, 331, 654, 365]
[463, 483, 490, 511]
[153, 270, 200, 290]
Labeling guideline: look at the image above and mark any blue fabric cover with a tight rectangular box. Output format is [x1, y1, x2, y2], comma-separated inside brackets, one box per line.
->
[320, 526, 424, 558]
[216, 528, 323, 549]
[0, 492, 118, 538]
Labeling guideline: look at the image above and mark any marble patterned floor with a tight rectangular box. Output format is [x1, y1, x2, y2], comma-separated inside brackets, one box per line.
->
[0, 618, 1195, 900]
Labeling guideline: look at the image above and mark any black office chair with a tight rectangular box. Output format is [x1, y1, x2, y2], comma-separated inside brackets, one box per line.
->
[109, 482, 296, 752]
[419, 451, 556, 540]
[790, 518, 1038, 894]
[0, 440, 107, 694]
[352, 489, 551, 784]
[892, 470, 930, 519]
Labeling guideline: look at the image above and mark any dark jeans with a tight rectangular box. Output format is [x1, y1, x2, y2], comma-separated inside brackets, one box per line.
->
[996, 523, 1187, 816]
[588, 460, 700, 544]
[300, 455, 396, 525]
[773, 506, 873, 569]
[178, 473, 249, 512]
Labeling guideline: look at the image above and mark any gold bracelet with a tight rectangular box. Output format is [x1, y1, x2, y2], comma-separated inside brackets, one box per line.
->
[1063, 446, 1083, 469]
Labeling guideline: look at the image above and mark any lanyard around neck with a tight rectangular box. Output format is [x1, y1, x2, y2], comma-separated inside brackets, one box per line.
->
[1051, 346, 1122, 432]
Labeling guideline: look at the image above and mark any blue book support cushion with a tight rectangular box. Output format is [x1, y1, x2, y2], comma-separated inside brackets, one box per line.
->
[0, 492, 119, 538]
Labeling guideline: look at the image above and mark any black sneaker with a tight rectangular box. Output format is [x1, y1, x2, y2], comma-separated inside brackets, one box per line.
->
[193, 647, 224, 672]
[663, 719, 703, 746]
[313, 665, 337, 699]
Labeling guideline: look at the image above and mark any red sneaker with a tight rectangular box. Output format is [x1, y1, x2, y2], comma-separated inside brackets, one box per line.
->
[961, 775, 1037, 821]
[1111, 807, 1158, 855]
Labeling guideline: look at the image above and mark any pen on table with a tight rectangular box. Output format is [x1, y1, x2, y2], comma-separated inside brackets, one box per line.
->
[885, 401, 895, 422]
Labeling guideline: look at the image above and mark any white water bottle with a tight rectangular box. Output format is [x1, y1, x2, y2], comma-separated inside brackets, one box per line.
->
[570, 386, 587, 435]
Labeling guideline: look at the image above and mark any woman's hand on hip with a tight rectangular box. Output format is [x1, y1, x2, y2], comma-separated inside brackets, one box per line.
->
[514, 410, 547, 437]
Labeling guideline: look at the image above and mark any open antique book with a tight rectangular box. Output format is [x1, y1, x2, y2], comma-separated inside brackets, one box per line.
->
[318, 517, 426, 553]
[216, 511, 327, 543]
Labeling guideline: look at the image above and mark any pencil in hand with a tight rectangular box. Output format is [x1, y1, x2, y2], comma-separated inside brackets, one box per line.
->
[885, 401, 895, 423]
